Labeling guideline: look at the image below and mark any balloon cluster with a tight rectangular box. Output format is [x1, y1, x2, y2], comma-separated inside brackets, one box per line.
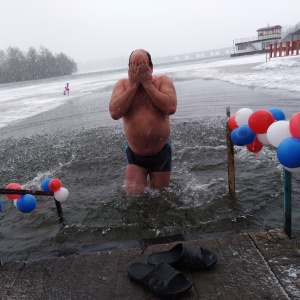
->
[5, 183, 36, 213]
[228, 108, 300, 173]
[4, 178, 69, 214]
[41, 178, 69, 202]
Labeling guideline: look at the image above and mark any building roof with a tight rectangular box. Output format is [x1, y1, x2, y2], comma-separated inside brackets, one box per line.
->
[293, 28, 300, 35]
[281, 29, 300, 42]
[257, 25, 282, 32]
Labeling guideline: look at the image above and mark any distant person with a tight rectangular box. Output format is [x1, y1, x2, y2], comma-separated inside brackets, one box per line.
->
[63, 83, 70, 95]
[109, 49, 177, 195]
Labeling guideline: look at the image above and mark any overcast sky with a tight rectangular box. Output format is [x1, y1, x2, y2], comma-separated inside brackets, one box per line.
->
[1, 0, 300, 63]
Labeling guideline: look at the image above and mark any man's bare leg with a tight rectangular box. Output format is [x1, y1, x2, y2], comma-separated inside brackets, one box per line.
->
[125, 164, 148, 195]
[149, 171, 171, 190]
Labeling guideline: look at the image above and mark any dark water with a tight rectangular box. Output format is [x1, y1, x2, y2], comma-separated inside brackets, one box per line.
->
[1, 77, 300, 262]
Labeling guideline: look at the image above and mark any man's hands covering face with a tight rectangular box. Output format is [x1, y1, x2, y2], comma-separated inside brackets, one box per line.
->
[128, 61, 152, 86]
[128, 62, 140, 86]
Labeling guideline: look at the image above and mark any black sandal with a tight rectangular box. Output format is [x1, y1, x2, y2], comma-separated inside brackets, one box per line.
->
[127, 261, 193, 298]
[147, 243, 217, 271]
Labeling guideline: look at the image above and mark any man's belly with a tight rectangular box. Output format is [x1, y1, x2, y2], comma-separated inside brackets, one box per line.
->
[124, 120, 171, 156]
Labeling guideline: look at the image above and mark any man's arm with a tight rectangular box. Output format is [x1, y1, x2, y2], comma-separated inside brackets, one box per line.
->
[109, 62, 140, 120]
[138, 63, 177, 115]
[142, 77, 177, 115]
[109, 80, 138, 120]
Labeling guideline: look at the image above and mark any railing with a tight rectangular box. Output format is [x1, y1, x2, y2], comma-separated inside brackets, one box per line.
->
[234, 36, 257, 44]
[268, 40, 300, 59]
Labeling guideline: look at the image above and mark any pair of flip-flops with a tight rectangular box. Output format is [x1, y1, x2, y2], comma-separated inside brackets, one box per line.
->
[127, 243, 217, 298]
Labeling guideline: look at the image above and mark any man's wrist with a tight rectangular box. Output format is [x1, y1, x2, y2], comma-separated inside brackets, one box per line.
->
[141, 80, 152, 89]
[129, 82, 139, 90]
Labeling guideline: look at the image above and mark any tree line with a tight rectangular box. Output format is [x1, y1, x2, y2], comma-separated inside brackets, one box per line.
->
[0, 46, 77, 84]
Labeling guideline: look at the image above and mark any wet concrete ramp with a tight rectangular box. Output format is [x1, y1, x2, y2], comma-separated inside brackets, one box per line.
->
[1, 228, 300, 299]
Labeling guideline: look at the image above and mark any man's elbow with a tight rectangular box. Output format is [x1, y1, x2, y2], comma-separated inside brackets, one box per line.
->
[109, 104, 122, 120]
[167, 105, 177, 115]
[110, 111, 122, 120]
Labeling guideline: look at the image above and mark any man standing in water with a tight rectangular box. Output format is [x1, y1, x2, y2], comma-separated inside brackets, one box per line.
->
[109, 49, 177, 195]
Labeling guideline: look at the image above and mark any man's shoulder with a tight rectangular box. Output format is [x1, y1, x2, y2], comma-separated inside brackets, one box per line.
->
[155, 74, 172, 81]
[154, 74, 173, 85]
[114, 78, 129, 89]
[116, 77, 129, 85]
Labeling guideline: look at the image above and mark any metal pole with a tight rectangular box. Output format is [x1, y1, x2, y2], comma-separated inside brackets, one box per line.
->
[0, 189, 53, 196]
[54, 199, 65, 225]
[283, 168, 292, 239]
[226, 107, 235, 196]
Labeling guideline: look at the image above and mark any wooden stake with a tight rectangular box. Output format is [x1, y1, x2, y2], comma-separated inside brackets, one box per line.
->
[226, 107, 235, 196]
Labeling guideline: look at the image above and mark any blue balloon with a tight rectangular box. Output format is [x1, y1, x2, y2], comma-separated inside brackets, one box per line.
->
[0, 201, 2, 212]
[41, 178, 52, 192]
[231, 128, 244, 146]
[17, 194, 36, 213]
[277, 137, 300, 168]
[236, 125, 256, 145]
[269, 108, 285, 121]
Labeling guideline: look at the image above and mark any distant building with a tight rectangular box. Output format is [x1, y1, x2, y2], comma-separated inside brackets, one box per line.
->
[281, 28, 300, 42]
[232, 25, 282, 57]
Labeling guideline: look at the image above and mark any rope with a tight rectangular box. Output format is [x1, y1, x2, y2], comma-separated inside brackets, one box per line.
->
[30, 196, 53, 217]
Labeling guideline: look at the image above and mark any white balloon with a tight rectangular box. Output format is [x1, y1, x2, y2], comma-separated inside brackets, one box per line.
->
[235, 108, 254, 127]
[54, 187, 69, 202]
[284, 166, 300, 173]
[267, 120, 291, 148]
[257, 133, 270, 145]
[13, 199, 17, 207]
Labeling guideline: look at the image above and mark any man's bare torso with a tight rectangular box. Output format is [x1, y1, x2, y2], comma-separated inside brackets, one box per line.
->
[122, 76, 171, 156]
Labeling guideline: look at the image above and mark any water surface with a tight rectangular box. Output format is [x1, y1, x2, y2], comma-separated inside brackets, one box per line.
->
[1, 54, 300, 262]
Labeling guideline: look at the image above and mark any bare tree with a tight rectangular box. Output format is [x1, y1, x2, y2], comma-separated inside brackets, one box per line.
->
[0, 46, 77, 83]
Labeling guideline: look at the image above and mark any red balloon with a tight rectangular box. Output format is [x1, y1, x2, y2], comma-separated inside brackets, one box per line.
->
[289, 112, 300, 138]
[246, 136, 263, 153]
[227, 115, 239, 130]
[5, 183, 22, 200]
[248, 109, 275, 134]
[49, 178, 62, 192]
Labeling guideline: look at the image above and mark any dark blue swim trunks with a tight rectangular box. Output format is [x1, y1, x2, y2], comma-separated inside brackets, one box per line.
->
[125, 140, 172, 172]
